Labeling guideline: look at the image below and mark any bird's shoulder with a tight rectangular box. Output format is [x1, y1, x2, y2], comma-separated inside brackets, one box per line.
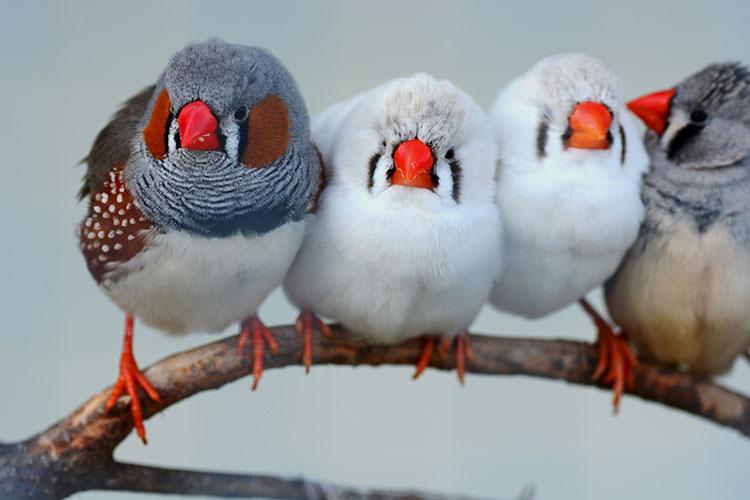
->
[79, 85, 154, 200]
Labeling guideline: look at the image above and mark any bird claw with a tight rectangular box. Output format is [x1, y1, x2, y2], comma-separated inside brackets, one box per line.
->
[454, 332, 474, 385]
[294, 310, 332, 373]
[104, 316, 161, 445]
[413, 337, 435, 380]
[237, 316, 278, 390]
[413, 332, 473, 385]
[579, 299, 636, 413]
[593, 325, 636, 414]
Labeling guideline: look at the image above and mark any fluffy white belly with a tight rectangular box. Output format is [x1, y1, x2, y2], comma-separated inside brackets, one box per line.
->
[104, 221, 304, 334]
[285, 194, 502, 344]
[288, 260, 497, 344]
[490, 239, 625, 318]
[332, 272, 494, 344]
[606, 221, 750, 374]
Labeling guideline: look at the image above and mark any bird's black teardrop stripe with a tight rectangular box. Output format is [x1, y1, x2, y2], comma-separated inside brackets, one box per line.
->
[536, 120, 549, 159]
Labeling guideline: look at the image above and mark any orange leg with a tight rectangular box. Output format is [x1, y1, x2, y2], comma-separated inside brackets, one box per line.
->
[454, 331, 474, 386]
[105, 314, 162, 444]
[237, 315, 279, 390]
[413, 332, 474, 384]
[294, 310, 332, 373]
[579, 299, 637, 413]
[413, 337, 435, 380]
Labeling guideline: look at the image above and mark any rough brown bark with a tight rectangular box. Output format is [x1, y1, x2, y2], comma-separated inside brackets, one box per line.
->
[1, 325, 748, 498]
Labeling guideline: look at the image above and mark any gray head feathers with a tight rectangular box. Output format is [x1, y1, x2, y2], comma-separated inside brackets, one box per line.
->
[674, 63, 750, 125]
[533, 53, 623, 116]
[376, 73, 467, 151]
[84, 38, 320, 237]
[325, 72, 495, 205]
[648, 62, 750, 180]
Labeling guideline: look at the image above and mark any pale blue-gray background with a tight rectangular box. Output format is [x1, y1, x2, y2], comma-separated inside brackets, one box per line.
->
[1, 1, 748, 499]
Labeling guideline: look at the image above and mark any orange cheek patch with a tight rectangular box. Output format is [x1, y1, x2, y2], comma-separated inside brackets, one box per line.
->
[142, 90, 171, 159]
[241, 95, 291, 168]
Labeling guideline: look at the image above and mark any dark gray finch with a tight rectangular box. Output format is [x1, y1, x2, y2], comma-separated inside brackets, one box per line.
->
[78, 39, 320, 443]
[606, 63, 750, 376]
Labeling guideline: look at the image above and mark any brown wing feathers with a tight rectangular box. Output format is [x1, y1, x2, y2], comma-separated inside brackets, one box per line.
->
[79, 85, 155, 200]
[78, 85, 157, 283]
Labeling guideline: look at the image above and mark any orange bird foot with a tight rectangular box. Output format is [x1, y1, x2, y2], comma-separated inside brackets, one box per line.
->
[237, 315, 279, 391]
[294, 310, 332, 373]
[105, 314, 161, 445]
[579, 299, 636, 413]
[413, 332, 474, 385]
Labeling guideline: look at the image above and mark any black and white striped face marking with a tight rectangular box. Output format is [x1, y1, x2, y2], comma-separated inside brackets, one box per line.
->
[125, 40, 317, 238]
[162, 103, 247, 163]
[660, 64, 750, 170]
[526, 54, 628, 167]
[363, 77, 467, 203]
[534, 105, 627, 167]
[366, 138, 463, 202]
[333, 74, 494, 207]
[160, 101, 262, 164]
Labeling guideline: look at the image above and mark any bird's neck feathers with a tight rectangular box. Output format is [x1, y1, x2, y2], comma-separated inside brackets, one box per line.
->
[125, 142, 317, 238]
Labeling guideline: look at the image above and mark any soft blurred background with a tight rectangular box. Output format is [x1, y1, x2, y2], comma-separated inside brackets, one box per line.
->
[1, 1, 748, 498]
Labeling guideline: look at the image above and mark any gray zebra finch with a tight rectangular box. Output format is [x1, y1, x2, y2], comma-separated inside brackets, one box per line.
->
[606, 63, 750, 376]
[78, 39, 320, 443]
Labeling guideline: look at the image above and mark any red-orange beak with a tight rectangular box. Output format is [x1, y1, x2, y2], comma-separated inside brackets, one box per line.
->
[392, 138, 434, 189]
[565, 101, 613, 150]
[177, 100, 221, 151]
[626, 88, 676, 135]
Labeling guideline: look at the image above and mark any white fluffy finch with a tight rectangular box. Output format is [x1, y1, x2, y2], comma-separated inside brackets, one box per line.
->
[284, 73, 502, 383]
[487, 54, 649, 409]
[606, 63, 750, 375]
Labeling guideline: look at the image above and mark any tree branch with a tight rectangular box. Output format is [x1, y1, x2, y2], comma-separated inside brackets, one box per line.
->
[1, 324, 748, 498]
[96, 462, 490, 499]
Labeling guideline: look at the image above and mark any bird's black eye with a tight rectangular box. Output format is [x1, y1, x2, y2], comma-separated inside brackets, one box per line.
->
[234, 105, 249, 122]
[445, 148, 455, 160]
[690, 109, 708, 125]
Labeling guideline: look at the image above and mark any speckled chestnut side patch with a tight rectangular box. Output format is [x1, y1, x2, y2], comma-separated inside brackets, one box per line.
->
[79, 167, 153, 284]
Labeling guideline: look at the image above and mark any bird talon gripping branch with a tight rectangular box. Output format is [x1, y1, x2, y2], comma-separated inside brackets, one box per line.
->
[294, 310, 332, 373]
[592, 325, 636, 413]
[237, 316, 278, 390]
[413, 336, 436, 380]
[454, 332, 473, 386]
[413, 333, 472, 384]
[104, 315, 161, 444]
